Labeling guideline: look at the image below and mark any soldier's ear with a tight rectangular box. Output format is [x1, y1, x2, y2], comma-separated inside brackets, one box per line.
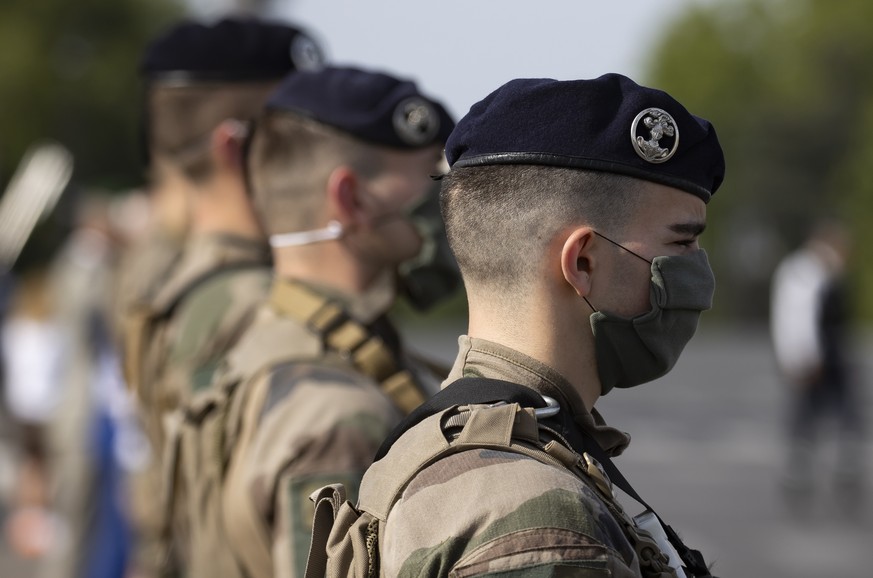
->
[211, 119, 248, 173]
[560, 227, 596, 297]
[326, 166, 364, 227]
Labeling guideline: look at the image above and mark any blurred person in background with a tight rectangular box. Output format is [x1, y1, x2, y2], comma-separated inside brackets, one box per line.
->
[770, 218, 867, 516]
[2, 270, 64, 564]
[118, 17, 325, 578]
[3, 192, 145, 578]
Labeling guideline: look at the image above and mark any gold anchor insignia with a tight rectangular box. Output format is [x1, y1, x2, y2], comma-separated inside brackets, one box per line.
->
[631, 107, 679, 164]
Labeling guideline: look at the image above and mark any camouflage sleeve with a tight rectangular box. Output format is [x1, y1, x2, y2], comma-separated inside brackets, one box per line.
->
[222, 362, 401, 578]
[381, 449, 642, 578]
[163, 268, 270, 396]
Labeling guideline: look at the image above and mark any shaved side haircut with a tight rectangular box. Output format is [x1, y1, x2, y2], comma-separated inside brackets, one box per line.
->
[440, 165, 643, 291]
[246, 112, 383, 236]
[148, 81, 276, 183]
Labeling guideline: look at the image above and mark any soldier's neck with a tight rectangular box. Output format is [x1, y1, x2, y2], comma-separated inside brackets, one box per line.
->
[273, 243, 387, 298]
[466, 288, 602, 411]
[147, 180, 190, 240]
[190, 177, 263, 241]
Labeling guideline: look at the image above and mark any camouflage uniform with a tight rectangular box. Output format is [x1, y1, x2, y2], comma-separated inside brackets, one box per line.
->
[114, 229, 182, 340]
[171, 274, 436, 578]
[124, 232, 270, 574]
[130, 232, 270, 439]
[366, 335, 644, 577]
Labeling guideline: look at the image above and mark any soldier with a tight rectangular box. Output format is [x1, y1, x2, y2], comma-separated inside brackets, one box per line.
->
[320, 75, 726, 577]
[119, 17, 325, 576]
[169, 66, 456, 578]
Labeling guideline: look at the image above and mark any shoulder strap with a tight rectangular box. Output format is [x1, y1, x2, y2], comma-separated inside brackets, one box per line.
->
[373, 377, 539, 460]
[304, 484, 347, 578]
[152, 260, 268, 320]
[359, 401, 560, 520]
[269, 280, 428, 414]
[122, 260, 266, 394]
[373, 377, 715, 578]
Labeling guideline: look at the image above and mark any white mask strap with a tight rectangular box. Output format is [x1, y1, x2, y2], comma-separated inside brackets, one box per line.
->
[269, 220, 344, 248]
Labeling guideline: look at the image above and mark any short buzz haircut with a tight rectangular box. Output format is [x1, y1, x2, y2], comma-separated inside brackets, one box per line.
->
[246, 111, 384, 236]
[147, 81, 277, 183]
[440, 165, 644, 291]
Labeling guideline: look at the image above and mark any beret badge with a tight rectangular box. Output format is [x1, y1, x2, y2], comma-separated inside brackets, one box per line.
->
[393, 97, 440, 146]
[631, 107, 679, 164]
[290, 34, 324, 71]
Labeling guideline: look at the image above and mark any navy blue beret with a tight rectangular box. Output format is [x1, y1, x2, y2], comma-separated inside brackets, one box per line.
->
[446, 74, 724, 202]
[265, 66, 454, 149]
[141, 18, 324, 84]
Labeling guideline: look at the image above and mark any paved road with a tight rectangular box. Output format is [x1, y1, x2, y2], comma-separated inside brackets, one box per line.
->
[2, 323, 871, 577]
[596, 325, 873, 578]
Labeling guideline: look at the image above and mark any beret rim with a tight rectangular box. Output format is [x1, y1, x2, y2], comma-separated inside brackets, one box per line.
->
[451, 152, 713, 203]
[263, 107, 446, 150]
[145, 70, 290, 85]
[264, 66, 455, 150]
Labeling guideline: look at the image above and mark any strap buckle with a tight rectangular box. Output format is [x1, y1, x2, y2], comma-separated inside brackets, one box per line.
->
[534, 395, 560, 418]
[305, 300, 347, 337]
[582, 452, 616, 501]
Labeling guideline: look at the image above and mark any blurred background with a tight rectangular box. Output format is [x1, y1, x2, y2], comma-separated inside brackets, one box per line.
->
[1, 0, 872, 576]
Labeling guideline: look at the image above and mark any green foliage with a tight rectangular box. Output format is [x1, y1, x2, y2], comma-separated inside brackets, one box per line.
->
[646, 0, 873, 319]
[0, 0, 182, 190]
[0, 0, 182, 272]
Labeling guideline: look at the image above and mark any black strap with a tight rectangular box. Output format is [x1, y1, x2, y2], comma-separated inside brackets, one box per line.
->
[373, 376, 713, 577]
[373, 377, 542, 461]
[549, 406, 713, 577]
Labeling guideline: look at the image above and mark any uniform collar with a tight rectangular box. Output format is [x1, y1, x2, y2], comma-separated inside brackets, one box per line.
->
[151, 232, 270, 312]
[445, 335, 631, 456]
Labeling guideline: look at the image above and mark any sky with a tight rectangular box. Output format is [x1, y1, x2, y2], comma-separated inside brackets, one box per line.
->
[188, 0, 716, 119]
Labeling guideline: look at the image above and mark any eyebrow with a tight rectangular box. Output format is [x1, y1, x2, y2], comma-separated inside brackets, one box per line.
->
[669, 222, 707, 236]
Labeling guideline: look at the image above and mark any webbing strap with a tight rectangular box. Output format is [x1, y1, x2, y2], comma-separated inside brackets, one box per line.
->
[154, 260, 268, 320]
[359, 403, 556, 521]
[268, 281, 427, 414]
[122, 260, 266, 396]
[304, 484, 347, 578]
[373, 377, 714, 577]
[121, 304, 152, 396]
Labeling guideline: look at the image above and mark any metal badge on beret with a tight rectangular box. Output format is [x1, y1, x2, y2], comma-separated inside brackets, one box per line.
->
[631, 107, 679, 164]
[393, 97, 439, 146]
[290, 34, 324, 71]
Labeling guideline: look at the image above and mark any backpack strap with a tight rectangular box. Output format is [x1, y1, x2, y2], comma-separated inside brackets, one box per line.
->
[121, 302, 153, 398]
[122, 260, 267, 396]
[357, 400, 676, 577]
[305, 484, 347, 578]
[359, 402, 557, 521]
[268, 280, 428, 414]
[370, 377, 715, 578]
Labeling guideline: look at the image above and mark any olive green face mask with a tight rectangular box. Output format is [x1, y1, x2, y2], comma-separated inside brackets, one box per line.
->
[396, 185, 461, 311]
[586, 233, 715, 395]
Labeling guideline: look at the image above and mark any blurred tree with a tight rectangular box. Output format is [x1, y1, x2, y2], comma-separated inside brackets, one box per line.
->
[0, 0, 182, 188]
[0, 0, 182, 271]
[646, 0, 873, 319]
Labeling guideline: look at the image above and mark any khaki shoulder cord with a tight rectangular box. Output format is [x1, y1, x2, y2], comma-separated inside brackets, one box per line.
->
[269, 281, 427, 415]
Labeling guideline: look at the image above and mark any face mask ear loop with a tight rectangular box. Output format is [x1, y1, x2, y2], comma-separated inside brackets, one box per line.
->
[592, 230, 652, 265]
[582, 296, 598, 313]
[269, 220, 344, 248]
